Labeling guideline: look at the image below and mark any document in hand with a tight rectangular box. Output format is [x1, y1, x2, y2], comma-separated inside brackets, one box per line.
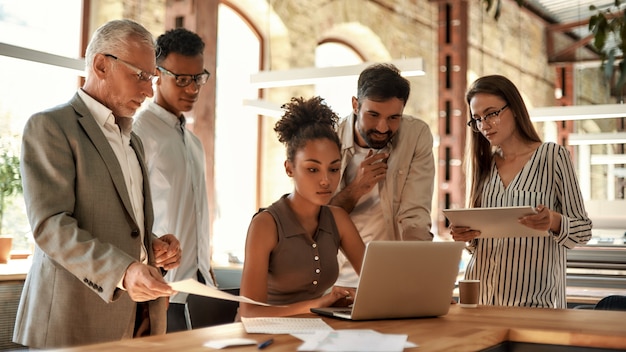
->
[443, 206, 549, 238]
[169, 278, 272, 306]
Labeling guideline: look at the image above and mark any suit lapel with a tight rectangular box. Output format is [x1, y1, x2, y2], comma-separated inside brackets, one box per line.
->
[70, 93, 139, 228]
[130, 133, 155, 262]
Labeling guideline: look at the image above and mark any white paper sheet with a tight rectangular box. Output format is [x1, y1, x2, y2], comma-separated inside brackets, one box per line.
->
[203, 338, 257, 349]
[241, 317, 333, 334]
[296, 329, 415, 352]
[169, 279, 271, 306]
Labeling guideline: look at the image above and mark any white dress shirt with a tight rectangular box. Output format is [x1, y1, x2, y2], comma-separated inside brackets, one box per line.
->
[134, 102, 215, 303]
[77, 89, 147, 264]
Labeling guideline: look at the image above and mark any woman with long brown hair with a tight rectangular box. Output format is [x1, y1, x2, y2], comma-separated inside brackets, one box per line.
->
[450, 75, 592, 308]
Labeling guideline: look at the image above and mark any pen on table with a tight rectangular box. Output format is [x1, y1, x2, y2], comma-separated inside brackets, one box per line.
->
[258, 338, 274, 349]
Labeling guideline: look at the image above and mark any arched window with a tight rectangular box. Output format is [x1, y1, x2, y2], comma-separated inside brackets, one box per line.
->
[212, 4, 261, 264]
[0, 0, 83, 250]
[314, 42, 363, 117]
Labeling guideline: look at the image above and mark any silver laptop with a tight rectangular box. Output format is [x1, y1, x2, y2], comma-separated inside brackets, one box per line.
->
[311, 241, 464, 320]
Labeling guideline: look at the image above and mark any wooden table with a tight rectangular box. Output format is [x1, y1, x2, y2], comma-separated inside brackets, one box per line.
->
[49, 305, 626, 351]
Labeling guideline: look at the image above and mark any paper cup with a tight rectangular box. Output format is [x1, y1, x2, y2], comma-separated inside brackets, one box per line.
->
[458, 279, 480, 308]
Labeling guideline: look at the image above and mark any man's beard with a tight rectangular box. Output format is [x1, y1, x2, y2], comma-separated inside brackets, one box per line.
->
[358, 127, 392, 149]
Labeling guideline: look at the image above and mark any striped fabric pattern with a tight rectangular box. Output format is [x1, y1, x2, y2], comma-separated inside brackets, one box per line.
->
[464, 142, 592, 308]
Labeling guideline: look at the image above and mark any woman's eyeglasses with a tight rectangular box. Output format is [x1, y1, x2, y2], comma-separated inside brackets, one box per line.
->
[467, 104, 508, 132]
[157, 66, 211, 87]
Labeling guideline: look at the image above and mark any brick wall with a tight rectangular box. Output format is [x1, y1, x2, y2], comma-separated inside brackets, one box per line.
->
[88, 0, 615, 225]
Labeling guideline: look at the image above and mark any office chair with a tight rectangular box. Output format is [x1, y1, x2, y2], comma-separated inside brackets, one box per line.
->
[594, 295, 626, 311]
[184, 288, 240, 330]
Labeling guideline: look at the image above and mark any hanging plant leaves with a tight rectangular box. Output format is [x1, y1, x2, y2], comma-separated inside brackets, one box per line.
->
[589, 1, 626, 90]
[483, 1, 626, 92]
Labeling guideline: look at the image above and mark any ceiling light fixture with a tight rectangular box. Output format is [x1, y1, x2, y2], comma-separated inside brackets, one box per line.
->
[530, 104, 626, 122]
[249, 57, 424, 88]
[0, 42, 85, 76]
[242, 98, 284, 118]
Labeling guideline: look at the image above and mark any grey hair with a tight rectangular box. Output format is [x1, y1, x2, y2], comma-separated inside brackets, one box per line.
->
[84, 19, 155, 76]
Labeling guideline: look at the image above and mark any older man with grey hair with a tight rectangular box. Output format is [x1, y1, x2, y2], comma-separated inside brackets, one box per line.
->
[13, 19, 182, 349]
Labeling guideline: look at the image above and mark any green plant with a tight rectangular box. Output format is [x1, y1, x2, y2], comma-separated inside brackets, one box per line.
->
[589, 1, 626, 91]
[0, 136, 22, 235]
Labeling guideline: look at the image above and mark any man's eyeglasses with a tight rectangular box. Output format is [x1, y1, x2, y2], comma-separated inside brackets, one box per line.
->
[157, 66, 210, 87]
[104, 54, 158, 85]
[467, 104, 509, 133]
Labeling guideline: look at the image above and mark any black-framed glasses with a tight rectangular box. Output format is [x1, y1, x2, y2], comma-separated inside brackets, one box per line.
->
[157, 66, 210, 87]
[467, 104, 508, 132]
[104, 54, 158, 84]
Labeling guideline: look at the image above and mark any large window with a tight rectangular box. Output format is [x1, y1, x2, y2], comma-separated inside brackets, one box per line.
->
[314, 42, 362, 117]
[0, 0, 83, 251]
[212, 4, 261, 265]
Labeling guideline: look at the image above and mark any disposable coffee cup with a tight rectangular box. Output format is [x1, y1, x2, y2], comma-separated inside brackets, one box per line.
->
[458, 279, 480, 308]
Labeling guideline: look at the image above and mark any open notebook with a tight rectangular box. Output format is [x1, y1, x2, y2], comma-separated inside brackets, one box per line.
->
[311, 241, 464, 320]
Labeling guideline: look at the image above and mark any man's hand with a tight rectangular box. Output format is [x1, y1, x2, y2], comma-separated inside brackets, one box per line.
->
[123, 262, 176, 302]
[152, 234, 181, 270]
[353, 150, 388, 196]
[331, 150, 388, 212]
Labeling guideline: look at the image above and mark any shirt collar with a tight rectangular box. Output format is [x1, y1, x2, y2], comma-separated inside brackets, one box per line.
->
[145, 101, 186, 130]
[78, 89, 113, 127]
[274, 195, 334, 238]
[339, 113, 357, 153]
[77, 89, 133, 135]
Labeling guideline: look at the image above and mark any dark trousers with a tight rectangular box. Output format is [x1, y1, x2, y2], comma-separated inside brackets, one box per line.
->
[166, 270, 206, 333]
[166, 303, 187, 333]
[134, 302, 151, 337]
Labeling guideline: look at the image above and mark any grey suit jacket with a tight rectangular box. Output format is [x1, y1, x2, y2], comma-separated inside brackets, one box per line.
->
[13, 93, 167, 349]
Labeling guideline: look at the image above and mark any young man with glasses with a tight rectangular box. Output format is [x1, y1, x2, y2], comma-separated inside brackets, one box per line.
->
[134, 28, 215, 332]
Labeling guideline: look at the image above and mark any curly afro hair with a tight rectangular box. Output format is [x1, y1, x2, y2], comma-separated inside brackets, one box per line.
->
[274, 96, 341, 162]
[155, 28, 205, 64]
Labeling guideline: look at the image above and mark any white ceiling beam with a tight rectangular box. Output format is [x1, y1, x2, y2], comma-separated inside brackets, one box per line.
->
[249, 57, 424, 88]
[530, 104, 626, 122]
[0, 42, 85, 76]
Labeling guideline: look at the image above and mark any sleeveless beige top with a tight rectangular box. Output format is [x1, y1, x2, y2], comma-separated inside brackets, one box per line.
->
[261, 195, 341, 305]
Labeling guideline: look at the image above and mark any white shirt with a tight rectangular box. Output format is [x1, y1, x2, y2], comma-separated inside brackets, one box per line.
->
[77, 89, 147, 264]
[335, 143, 386, 287]
[334, 114, 435, 288]
[134, 102, 215, 303]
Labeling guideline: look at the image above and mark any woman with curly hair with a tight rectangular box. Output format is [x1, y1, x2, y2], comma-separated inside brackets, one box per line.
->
[238, 96, 365, 317]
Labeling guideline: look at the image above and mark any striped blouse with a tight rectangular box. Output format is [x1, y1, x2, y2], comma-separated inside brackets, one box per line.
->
[464, 142, 592, 308]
